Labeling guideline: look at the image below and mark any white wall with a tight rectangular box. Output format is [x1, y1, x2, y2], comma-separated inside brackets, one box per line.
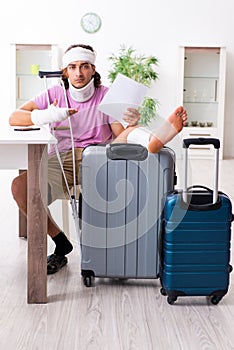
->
[2, 0, 234, 157]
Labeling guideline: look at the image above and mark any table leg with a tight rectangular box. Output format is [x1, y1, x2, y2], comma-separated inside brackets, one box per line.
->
[27, 144, 48, 304]
[19, 170, 27, 238]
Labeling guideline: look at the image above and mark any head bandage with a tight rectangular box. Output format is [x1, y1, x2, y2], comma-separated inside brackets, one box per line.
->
[62, 47, 96, 68]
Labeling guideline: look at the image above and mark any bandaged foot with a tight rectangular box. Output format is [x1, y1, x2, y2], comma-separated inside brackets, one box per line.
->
[148, 106, 187, 153]
[112, 106, 187, 154]
[31, 103, 77, 126]
[126, 126, 151, 147]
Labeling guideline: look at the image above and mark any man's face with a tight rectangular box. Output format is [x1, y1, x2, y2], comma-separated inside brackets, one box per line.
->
[66, 61, 96, 88]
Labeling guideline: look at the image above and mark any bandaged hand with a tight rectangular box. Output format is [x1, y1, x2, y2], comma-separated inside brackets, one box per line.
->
[31, 102, 78, 126]
[123, 108, 140, 126]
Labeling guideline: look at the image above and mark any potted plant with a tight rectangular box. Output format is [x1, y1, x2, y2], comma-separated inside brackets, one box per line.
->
[107, 45, 159, 125]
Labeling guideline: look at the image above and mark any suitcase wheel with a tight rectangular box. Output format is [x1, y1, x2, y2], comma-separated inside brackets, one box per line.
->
[210, 295, 222, 305]
[167, 296, 177, 305]
[160, 288, 178, 304]
[83, 275, 93, 287]
[160, 288, 167, 296]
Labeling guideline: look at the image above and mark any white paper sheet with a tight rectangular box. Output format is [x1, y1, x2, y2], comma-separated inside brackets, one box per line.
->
[98, 73, 148, 126]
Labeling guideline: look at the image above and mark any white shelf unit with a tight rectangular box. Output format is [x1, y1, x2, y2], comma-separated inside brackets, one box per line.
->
[10, 43, 59, 109]
[178, 46, 226, 159]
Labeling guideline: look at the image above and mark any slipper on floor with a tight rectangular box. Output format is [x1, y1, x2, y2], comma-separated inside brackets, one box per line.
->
[47, 254, 68, 275]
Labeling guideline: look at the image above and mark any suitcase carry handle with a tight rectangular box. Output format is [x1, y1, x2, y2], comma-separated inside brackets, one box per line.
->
[187, 185, 213, 193]
[184, 185, 222, 211]
[106, 143, 148, 161]
[183, 138, 220, 204]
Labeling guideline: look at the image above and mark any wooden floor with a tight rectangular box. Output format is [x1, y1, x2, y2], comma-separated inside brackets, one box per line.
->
[0, 158, 234, 350]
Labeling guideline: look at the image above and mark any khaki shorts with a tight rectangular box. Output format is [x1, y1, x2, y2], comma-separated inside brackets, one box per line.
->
[48, 148, 83, 202]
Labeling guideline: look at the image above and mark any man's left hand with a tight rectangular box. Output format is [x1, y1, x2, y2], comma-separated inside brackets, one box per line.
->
[123, 108, 140, 126]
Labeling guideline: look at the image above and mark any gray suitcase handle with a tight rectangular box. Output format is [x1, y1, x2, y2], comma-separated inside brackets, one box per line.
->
[182, 138, 220, 204]
[106, 143, 148, 161]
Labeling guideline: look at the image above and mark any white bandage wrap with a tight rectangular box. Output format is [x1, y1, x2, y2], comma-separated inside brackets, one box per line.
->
[31, 104, 70, 126]
[151, 120, 178, 145]
[62, 47, 96, 68]
[127, 127, 151, 148]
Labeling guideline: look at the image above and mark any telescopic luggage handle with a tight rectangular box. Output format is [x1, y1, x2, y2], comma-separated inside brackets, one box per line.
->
[183, 137, 220, 149]
[182, 137, 220, 204]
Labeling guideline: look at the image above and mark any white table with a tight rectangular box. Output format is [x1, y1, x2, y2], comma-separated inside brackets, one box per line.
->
[0, 125, 57, 303]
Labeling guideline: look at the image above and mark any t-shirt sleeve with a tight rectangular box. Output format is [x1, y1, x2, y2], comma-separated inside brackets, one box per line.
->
[31, 90, 49, 109]
[107, 114, 118, 124]
[31, 85, 59, 109]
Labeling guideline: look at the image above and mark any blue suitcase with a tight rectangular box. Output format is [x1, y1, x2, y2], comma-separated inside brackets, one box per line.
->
[160, 138, 233, 305]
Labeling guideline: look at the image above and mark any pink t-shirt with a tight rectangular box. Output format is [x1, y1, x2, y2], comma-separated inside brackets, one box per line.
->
[32, 84, 115, 154]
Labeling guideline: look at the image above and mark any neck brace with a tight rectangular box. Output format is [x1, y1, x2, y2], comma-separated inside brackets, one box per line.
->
[68, 78, 95, 102]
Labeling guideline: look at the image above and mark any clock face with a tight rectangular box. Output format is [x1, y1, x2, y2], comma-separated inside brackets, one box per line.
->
[81, 12, 102, 34]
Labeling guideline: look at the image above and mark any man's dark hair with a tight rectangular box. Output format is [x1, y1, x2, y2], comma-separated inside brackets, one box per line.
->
[62, 44, 101, 89]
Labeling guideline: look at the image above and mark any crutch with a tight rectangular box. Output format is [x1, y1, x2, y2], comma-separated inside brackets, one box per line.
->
[38, 70, 80, 240]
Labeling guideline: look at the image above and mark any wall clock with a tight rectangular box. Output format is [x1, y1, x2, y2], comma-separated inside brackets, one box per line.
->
[80, 12, 102, 34]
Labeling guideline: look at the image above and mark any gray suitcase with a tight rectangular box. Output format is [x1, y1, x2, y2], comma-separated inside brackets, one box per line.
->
[80, 143, 176, 287]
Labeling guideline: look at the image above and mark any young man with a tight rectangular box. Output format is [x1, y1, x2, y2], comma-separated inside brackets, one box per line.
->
[9, 44, 187, 274]
[9, 44, 140, 274]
